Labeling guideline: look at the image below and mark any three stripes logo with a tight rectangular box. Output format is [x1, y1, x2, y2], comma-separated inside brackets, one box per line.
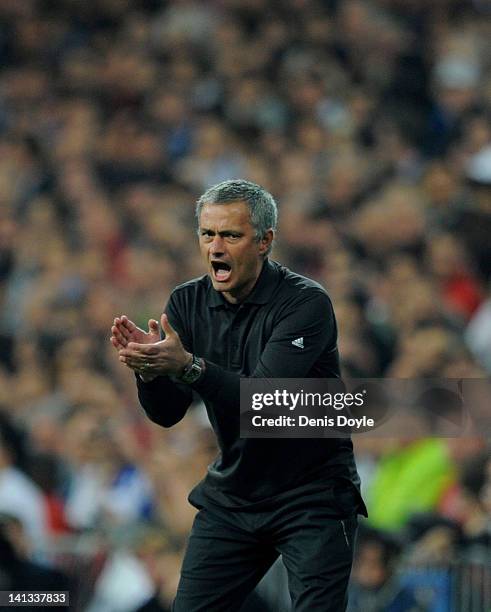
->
[291, 337, 304, 349]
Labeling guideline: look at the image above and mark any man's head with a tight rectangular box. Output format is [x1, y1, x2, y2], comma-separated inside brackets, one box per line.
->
[196, 180, 277, 303]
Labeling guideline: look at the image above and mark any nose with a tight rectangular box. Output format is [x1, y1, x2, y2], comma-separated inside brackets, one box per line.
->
[210, 235, 225, 256]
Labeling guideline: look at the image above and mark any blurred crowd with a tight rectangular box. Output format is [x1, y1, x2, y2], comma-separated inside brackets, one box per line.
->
[0, 0, 490, 610]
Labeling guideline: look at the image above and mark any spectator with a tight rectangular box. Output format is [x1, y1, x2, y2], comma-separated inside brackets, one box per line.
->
[0, 414, 49, 559]
[348, 526, 423, 612]
[0, 0, 489, 608]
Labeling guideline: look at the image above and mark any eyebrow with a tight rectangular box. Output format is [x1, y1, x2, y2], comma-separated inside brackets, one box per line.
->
[199, 228, 243, 235]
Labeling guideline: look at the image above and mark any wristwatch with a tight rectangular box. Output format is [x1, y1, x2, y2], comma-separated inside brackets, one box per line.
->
[178, 354, 204, 384]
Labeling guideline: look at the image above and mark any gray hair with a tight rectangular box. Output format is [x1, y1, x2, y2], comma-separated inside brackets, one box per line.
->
[196, 179, 278, 256]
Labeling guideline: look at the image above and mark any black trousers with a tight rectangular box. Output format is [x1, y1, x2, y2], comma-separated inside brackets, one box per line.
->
[172, 499, 358, 612]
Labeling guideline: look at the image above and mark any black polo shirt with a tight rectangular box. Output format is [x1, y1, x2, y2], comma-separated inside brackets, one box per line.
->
[137, 259, 367, 515]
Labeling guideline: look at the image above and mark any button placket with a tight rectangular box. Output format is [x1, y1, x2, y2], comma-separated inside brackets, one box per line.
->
[230, 309, 243, 368]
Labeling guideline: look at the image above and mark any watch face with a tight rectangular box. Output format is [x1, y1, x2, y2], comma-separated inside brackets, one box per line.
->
[182, 358, 202, 383]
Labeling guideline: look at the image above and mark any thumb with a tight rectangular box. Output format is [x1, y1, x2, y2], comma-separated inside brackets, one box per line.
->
[161, 314, 177, 339]
[148, 319, 160, 335]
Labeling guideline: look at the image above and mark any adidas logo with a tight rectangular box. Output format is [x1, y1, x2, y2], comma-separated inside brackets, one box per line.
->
[292, 337, 304, 349]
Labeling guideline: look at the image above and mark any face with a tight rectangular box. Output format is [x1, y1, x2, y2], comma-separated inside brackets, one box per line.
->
[354, 543, 388, 589]
[198, 202, 273, 303]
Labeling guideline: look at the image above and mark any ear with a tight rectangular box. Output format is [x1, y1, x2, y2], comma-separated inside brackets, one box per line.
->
[258, 229, 274, 255]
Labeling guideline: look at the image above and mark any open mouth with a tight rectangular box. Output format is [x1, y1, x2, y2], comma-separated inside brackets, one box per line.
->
[211, 261, 232, 282]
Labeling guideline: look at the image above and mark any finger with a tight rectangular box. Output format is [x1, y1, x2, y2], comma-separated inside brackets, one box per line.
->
[121, 344, 159, 356]
[114, 318, 131, 341]
[119, 354, 142, 367]
[161, 314, 177, 339]
[148, 319, 160, 335]
[120, 357, 140, 371]
[111, 336, 124, 350]
[121, 354, 152, 372]
[111, 326, 128, 346]
[121, 315, 137, 333]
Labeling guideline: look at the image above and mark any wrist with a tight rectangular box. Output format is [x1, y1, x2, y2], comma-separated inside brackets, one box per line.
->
[178, 354, 205, 384]
[179, 352, 193, 377]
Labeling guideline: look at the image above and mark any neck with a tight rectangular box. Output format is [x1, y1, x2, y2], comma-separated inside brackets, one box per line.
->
[222, 259, 265, 304]
[223, 281, 256, 304]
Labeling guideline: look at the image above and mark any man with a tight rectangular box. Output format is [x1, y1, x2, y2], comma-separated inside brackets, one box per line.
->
[111, 179, 367, 611]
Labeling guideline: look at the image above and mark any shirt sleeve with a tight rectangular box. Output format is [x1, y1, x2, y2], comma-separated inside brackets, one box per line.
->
[136, 290, 194, 428]
[254, 290, 337, 377]
[192, 290, 337, 411]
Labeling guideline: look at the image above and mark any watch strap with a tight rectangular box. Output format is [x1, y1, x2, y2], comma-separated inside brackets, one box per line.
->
[178, 354, 204, 384]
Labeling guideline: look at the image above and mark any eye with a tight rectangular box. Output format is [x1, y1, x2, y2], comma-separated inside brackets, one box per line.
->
[226, 234, 240, 241]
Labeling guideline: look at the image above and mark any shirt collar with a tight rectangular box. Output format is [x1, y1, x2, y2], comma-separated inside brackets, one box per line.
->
[206, 259, 279, 308]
